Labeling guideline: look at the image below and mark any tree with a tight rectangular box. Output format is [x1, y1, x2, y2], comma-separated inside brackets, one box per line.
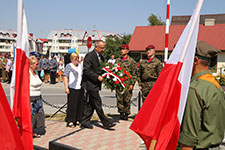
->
[103, 34, 132, 61]
[148, 13, 165, 26]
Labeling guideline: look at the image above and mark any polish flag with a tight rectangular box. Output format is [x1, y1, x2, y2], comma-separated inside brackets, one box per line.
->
[10, 0, 33, 149]
[130, 0, 204, 149]
[0, 82, 23, 150]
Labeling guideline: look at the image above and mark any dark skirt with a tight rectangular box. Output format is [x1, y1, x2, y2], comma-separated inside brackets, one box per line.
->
[30, 96, 46, 135]
[65, 88, 84, 124]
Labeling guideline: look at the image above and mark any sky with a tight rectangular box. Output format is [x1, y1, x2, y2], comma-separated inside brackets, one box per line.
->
[0, 0, 224, 38]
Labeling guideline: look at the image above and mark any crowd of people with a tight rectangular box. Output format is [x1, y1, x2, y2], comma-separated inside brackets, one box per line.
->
[0, 54, 13, 84]
[3, 40, 225, 149]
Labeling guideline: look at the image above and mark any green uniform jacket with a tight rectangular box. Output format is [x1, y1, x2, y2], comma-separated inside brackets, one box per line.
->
[115, 56, 137, 87]
[137, 57, 162, 87]
[179, 70, 225, 148]
[0, 58, 3, 69]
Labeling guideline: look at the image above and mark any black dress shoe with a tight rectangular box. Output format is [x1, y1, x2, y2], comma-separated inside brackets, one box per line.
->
[103, 123, 116, 129]
[120, 113, 125, 120]
[80, 124, 93, 129]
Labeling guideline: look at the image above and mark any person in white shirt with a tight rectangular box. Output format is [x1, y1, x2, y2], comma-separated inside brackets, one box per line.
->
[107, 54, 116, 64]
[29, 56, 46, 138]
[6, 56, 13, 84]
[63, 53, 84, 128]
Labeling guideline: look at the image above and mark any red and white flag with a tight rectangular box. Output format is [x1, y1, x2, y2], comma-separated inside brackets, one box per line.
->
[130, 0, 204, 149]
[10, 0, 33, 149]
[0, 82, 23, 150]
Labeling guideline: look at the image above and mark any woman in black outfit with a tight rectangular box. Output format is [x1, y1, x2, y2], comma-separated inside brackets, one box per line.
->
[63, 53, 84, 127]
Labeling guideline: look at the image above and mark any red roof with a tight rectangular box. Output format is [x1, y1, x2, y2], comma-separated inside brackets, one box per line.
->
[129, 24, 225, 51]
[39, 38, 48, 42]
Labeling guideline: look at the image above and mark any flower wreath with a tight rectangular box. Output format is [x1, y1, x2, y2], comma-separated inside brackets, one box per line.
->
[101, 62, 133, 91]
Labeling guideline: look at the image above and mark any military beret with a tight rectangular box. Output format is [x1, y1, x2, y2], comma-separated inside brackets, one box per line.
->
[196, 41, 220, 60]
[146, 45, 155, 51]
[120, 44, 129, 50]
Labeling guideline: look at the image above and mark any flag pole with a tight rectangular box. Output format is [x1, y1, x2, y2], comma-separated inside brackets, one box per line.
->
[180, 0, 204, 62]
[164, 0, 170, 63]
[149, 139, 157, 150]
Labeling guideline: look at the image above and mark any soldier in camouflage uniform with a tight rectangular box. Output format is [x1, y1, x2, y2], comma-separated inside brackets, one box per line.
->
[138, 45, 162, 102]
[0, 54, 3, 81]
[2, 55, 7, 82]
[115, 44, 137, 120]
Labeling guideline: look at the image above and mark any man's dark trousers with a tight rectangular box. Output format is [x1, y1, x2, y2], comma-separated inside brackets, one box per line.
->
[81, 90, 109, 126]
[50, 71, 56, 84]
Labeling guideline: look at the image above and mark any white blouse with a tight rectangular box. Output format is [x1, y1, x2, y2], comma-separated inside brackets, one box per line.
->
[30, 70, 42, 96]
[63, 63, 83, 89]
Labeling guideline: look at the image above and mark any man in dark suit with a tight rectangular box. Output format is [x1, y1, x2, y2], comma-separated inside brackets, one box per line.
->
[81, 40, 116, 129]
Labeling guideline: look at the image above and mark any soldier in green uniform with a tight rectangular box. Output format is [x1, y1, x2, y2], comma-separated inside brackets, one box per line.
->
[2, 54, 7, 82]
[179, 41, 225, 150]
[138, 45, 162, 102]
[115, 44, 137, 120]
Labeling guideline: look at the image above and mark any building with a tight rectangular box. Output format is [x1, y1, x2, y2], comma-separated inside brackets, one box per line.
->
[83, 30, 122, 42]
[0, 28, 121, 58]
[171, 14, 225, 25]
[29, 33, 43, 54]
[0, 30, 17, 56]
[46, 29, 121, 58]
[129, 14, 225, 74]
[0, 30, 43, 57]
[46, 29, 86, 58]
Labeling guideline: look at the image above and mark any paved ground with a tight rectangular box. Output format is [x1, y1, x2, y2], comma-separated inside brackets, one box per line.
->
[33, 119, 144, 150]
[32, 82, 144, 149]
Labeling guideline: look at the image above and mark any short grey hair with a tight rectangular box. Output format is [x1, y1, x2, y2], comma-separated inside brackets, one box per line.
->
[95, 40, 105, 47]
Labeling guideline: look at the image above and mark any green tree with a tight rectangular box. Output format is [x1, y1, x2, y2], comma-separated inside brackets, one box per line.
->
[148, 13, 165, 26]
[103, 34, 132, 61]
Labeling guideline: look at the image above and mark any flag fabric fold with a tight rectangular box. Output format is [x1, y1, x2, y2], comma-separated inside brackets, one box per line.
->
[0, 82, 23, 150]
[130, 0, 204, 149]
[10, 0, 33, 149]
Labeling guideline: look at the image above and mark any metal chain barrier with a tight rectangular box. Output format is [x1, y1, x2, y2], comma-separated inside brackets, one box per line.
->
[42, 99, 67, 109]
[102, 103, 117, 109]
[42, 92, 140, 110]
[101, 93, 140, 109]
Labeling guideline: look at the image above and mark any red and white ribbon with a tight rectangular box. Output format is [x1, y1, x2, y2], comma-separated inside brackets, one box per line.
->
[102, 67, 126, 88]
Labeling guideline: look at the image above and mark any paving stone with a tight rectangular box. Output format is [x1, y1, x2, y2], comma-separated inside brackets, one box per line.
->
[33, 120, 142, 150]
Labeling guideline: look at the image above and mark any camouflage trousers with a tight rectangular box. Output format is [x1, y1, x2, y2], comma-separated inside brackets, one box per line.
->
[141, 82, 155, 102]
[116, 88, 132, 115]
[2, 69, 6, 81]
